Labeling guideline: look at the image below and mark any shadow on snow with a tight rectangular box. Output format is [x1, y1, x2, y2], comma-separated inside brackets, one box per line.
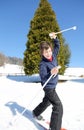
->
[7, 74, 41, 83]
[5, 101, 41, 130]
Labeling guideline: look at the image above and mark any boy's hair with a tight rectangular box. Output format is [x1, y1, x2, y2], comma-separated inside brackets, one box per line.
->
[40, 41, 53, 56]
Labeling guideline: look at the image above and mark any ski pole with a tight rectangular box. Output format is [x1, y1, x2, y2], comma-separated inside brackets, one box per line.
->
[49, 26, 77, 37]
[8, 65, 61, 126]
[8, 74, 53, 127]
[20, 65, 61, 115]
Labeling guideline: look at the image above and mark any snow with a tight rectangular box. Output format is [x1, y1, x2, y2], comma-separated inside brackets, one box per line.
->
[0, 64, 24, 75]
[0, 64, 84, 130]
[64, 67, 84, 77]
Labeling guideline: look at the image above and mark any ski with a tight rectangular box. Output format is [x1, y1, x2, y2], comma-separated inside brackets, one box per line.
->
[35, 117, 67, 130]
[35, 118, 50, 130]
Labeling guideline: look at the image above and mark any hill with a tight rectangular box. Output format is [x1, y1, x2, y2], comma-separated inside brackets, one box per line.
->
[0, 52, 23, 66]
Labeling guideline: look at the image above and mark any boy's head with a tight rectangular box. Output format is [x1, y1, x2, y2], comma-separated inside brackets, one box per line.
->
[40, 41, 53, 59]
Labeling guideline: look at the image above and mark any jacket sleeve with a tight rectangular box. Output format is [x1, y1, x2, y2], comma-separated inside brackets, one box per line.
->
[53, 38, 60, 57]
[39, 62, 51, 86]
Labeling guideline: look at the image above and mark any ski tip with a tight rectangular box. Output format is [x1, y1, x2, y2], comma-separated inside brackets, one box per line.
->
[61, 128, 67, 130]
[45, 121, 50, 125]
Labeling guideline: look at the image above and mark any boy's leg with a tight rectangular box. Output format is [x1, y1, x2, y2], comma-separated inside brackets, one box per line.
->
[45, 88, 63, 130]
[33, 94, 51, 117]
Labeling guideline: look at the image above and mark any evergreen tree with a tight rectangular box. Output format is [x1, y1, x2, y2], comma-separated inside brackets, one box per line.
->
[23, 0, 71, 75]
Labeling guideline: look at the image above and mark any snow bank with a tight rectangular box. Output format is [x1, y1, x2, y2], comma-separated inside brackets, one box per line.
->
[64, 67, 84, 77]
[0, 64, 24, 75]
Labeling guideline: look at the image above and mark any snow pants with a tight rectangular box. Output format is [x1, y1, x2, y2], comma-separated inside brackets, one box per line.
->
[33, 88, 63, 130]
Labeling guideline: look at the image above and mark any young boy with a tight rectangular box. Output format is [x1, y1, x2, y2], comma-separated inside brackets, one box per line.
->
[33, 32, 63, 130]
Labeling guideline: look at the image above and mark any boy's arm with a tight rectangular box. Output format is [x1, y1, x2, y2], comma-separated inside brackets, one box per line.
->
[49, 32, 60, 56]
[53, 38, 60, 56]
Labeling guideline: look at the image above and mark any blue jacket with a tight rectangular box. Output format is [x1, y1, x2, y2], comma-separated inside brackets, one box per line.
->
[39, 38, 60, 89]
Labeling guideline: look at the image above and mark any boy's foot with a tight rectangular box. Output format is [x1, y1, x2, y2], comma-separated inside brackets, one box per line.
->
[36, 115, 44, 120]
[32, 111, 44, 120]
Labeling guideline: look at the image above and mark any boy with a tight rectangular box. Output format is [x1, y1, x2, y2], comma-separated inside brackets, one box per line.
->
[33, 32, 63, 130]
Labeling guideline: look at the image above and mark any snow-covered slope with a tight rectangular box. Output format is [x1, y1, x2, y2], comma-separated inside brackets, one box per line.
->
[0, 64, 84, 130]
[0, 64, 84, 82]
[64, 67, 84, 77]
[0, 64, 24, 75]
[0, 64, 84, 77]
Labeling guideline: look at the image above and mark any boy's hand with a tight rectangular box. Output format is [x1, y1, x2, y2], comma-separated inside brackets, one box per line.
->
[51, 67, 58, 75]
[49, 32, 57, 39]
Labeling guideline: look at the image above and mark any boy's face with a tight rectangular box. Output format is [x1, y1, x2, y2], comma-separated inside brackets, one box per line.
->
[43, 47, 52, 59]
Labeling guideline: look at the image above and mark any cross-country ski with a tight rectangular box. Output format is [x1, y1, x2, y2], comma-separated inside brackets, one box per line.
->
[35, 117, 50, 130]
[35, 117, 67, 130]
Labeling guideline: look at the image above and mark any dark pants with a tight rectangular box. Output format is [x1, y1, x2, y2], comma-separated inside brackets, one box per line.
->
[33, 88, 63, 130]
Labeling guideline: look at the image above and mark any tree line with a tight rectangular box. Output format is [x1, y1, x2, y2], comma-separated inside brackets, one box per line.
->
[0, 52, 23, 66]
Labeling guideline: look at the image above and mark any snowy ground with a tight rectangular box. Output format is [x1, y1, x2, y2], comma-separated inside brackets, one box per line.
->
[0, 64, 84, 130]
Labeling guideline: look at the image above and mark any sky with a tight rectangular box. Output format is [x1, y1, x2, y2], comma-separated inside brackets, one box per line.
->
[0, 0, 84, 67]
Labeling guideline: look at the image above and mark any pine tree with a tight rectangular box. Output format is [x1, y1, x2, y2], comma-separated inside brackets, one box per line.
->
[23, 0, 71, 75]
